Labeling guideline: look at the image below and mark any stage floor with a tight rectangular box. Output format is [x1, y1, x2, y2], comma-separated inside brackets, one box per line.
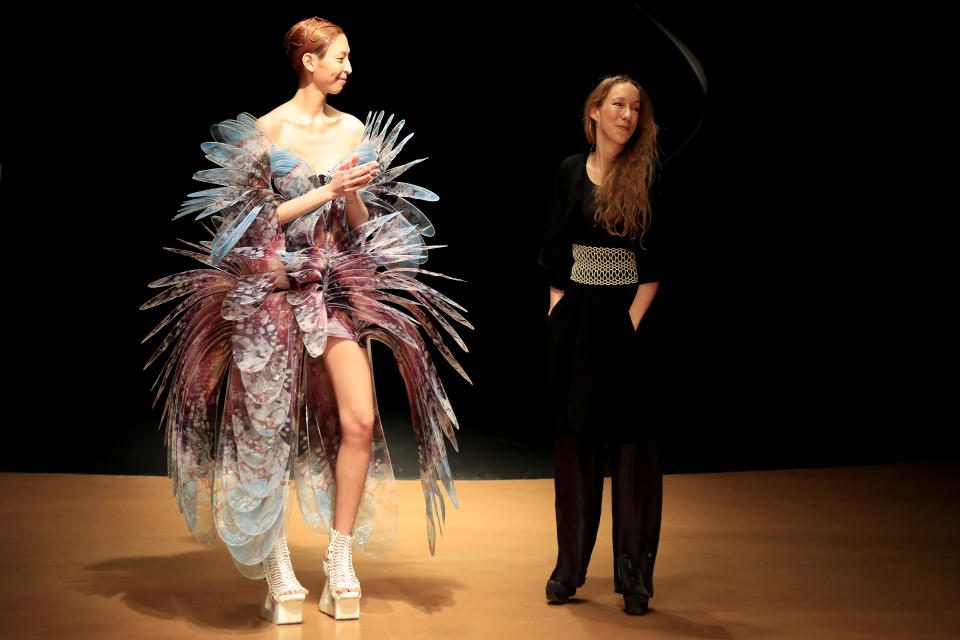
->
[1, 463, 957, 639]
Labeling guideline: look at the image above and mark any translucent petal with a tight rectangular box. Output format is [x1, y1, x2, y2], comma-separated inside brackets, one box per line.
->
[369, 180, 438, 202]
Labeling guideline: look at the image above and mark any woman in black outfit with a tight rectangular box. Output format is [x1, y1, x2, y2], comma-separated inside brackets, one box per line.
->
[543, 74, 663, 616]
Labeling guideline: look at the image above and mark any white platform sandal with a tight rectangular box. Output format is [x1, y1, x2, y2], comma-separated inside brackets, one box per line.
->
[259, 534, 308, 624]
[319, 528, 361, 620]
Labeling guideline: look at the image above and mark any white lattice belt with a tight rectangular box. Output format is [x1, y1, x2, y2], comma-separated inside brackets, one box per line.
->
[570, 244, 638, 285]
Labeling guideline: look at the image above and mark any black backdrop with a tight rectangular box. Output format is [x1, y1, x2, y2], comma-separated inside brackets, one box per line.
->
[1, 2, 952, 476]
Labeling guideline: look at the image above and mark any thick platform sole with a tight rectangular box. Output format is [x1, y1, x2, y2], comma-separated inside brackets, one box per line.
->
[259, 587, 305, 625]
[319, 578, 360, 620]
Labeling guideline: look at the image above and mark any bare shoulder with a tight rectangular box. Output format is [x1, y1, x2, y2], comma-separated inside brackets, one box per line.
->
[256, 104, 288, 139]
[327, 107, 365, 144]
[340, 111, 365, 132]
[346, 114, 366, 145]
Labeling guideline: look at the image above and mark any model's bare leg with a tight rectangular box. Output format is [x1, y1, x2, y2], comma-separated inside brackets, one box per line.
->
[323, 336, 374, 536]
[319, 336, 372, 616]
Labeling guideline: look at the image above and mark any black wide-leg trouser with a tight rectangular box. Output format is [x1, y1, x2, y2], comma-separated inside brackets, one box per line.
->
[550, 433, 662, 599]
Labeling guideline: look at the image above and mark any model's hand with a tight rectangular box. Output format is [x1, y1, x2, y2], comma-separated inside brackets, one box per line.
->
[329, 155, 379, 199]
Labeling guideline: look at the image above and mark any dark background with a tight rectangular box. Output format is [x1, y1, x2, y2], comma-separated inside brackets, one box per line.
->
[1, 3, 953, 478]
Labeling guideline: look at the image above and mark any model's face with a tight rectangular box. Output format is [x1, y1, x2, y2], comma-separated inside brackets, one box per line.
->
[590, 82, 642, 148]
[303, 33, 351, 94]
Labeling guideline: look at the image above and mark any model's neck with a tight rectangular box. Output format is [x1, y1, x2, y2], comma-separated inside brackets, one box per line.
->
[291, 85, 329, 121]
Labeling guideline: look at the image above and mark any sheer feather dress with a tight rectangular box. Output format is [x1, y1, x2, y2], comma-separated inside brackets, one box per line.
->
[142, 112, 469, 578]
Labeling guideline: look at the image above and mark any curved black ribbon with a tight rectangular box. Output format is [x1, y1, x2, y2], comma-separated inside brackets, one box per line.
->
[635, 5, 709, 164]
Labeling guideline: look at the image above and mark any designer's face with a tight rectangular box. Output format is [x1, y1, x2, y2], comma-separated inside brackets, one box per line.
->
[591, 82, 641, 147]
[305, 33, 352, 94]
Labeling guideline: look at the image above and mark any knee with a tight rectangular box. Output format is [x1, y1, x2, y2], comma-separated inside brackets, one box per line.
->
[339, 408, 374, 445]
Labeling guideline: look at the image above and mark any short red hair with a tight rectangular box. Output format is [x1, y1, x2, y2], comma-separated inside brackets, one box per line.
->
[284, 17, 344, 81]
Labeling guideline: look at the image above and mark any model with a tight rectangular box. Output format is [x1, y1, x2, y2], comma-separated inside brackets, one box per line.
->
[142, 17, 469, 625]
[542, 74, 663, 616]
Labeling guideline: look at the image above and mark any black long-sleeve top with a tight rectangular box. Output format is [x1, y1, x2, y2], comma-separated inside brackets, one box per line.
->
[542, 153, 662, 290]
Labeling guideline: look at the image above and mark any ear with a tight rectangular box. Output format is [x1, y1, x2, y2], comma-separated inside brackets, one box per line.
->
[301, 52, 316, 73]
[589, 106, 599, 122]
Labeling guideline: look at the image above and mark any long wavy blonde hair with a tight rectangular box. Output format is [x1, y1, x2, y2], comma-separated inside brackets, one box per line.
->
[583, 75, 658, 241]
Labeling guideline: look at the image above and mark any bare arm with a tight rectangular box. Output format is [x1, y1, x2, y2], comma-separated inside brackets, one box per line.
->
[340, 117, 374, 230]
[628, 281, 660, 330]
[344, 192, 370, 230]
[276, 184, 338, 226]
[275, 155, 378, 226]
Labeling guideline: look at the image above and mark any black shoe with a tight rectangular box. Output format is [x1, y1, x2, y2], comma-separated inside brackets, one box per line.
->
[623, 594, 649, 615]
[545, 579, 576, 604]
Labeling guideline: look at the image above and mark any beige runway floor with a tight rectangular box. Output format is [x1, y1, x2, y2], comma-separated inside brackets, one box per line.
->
[1, 463, 958, 640]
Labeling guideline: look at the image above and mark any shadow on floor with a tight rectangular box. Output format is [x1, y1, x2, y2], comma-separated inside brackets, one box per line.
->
[556, 573, 770, 639]
[75, 548, 465, 629]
